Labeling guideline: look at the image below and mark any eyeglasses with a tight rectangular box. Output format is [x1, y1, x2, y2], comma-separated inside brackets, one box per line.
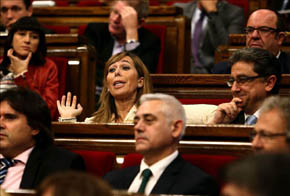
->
[249, 130, 286, 142]
[227, 75, 263, 87]
[245, 26, 278, 36]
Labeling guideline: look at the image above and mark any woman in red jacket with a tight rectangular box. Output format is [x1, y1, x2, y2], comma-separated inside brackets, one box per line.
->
[0, 16, 59, 118]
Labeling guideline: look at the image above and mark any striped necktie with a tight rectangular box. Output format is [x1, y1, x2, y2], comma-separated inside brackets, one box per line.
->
[192, 11, 205, 67]
[245, 115, 257, 125]
[137, 169, 152, 193]
[0, 158, 18, 185]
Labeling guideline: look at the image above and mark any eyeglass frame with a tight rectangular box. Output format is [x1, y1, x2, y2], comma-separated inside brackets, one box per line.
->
[249, 130, 286, 142]
[226, 75, 264, 87]
[245, 26, 279, 36]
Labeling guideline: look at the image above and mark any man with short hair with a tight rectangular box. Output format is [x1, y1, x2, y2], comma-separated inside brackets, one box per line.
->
[174, 0, 244, 73]
[220, 153, 290, 196]
[0, 87, 85, 190]
[104, 93, 218, 195]
[210, 48, 281, 124]
[250, 96, 290, 152]
[84, 0, 160, 97]
[212, 9, 290, 74]
[0, 0, 32, 32]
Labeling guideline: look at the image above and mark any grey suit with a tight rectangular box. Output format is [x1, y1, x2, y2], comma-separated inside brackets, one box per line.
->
[174, 0, 245, 73]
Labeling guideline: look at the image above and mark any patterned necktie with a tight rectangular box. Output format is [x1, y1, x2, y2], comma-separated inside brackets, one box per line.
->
[281, 0, 289, 10]
[0, 158, 18, 185]
[137, 169, 152, 193]
[192, 11, 205, 67]
[245, 115, 257, 125]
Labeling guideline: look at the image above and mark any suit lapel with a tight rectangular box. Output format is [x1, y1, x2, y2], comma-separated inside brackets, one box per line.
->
[20, 147, 43, 189]
[123, 166, 140, 189]
[150, 155, 184, 194]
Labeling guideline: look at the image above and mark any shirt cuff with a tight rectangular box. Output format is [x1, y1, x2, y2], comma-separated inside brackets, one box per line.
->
[13, 70, 28, 78]
[58, 117, 77, 122]
[125, 41, 140, 51]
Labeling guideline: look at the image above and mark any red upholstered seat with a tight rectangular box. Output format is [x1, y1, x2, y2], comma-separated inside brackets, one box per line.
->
[44, 25, 71, 34]
[143, 24, 167, 73]
[77, 0, 104, 6]
[72, 150, 116, 177]
[78, 24, 87, 36]
[54, 0, 69, 6]
[179, 98, 230, 105]
[150, 0, 160, 6]
[122, 153, 238, 180]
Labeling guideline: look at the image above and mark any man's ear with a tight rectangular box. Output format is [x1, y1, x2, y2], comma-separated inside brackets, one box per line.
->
[28, 6, 33, 17]
[277, 32, 285, 46]
[171, 120, 183, 139]
[31, 129, 40, 136]
[265, 75, 277, 92]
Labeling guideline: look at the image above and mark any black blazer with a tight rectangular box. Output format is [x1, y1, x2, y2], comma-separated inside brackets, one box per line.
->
[104, 154, 218, 196]
[84, 23, 160, 87]
[20, 145, 85, 189]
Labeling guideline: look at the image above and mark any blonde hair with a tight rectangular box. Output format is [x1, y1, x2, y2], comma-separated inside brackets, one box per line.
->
[91, 52, 152, 123]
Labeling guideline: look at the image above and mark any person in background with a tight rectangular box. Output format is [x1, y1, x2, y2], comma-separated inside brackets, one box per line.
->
[37, 171, 112, 196]
[0, 87, 85, 190]
[104, 93, 218, 196]
[209, 48, 281, 125]
[251, 96, 290, 152]
[57, 52, 152, 123]
[212, 9, 290, 74]
[174, 0, 244, 73]
[0, 0, 32, 33]
[84, 0, 160, 98]
[0, 16, 59, 118]
[220, 153, 290, 196]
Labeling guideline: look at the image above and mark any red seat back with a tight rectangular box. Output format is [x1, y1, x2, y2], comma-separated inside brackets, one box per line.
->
[78, 24, 87, 36]
[77, 0, 104, 6]
[143, 24, 167, 73]
[179, 98, 231, 105]
[54, 0, 69, 6]
[72, 150, 116, 177]
[44, 25, 71, 34]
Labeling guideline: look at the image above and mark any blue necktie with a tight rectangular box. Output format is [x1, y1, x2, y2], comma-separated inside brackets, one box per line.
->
[0, 158, 18, 185]
[245, 115, 257, 125]
[137, 169, 152, 193]
[192, 11, 205, 67]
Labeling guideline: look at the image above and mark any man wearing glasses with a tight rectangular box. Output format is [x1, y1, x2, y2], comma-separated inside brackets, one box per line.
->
[209, 48, 281, 124]
[251, 96, 289, 152]
[212, 9, 290, 74]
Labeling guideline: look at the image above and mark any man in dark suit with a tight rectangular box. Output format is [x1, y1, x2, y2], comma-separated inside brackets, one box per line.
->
[104, 93, 218, 195]
[212, 9, 290, 74]
[174, 0, 244, 73]
[84, 0, 160, 97]
[209, 48, 281, 125]
[0, 87, 85, 190]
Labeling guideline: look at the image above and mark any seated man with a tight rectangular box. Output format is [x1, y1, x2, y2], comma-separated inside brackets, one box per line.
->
[0, 87, 85, 190]
[251, 96, 290, 152]
[220, 153, 290, 196]
[104, 93, 218, 195]
[210, 48, 281, 125]
[84, 0, 160, 97]
[212, 9, 290, 74]
[174, 0, 244, 73]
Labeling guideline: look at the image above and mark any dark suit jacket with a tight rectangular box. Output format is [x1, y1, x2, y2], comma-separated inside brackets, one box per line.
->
[84, 23, 160, 87]
[174, 0, 244, 73]
[212, 51, 290, 74]
[231, 111, 245, 124]
[104, 154, 218, 196]
[20, 145, 85, 189]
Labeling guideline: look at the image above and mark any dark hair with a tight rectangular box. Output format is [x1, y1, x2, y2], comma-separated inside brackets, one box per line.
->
[23, 0, 32, 9]
[0, 87, 53, 147]
[0, 16, 46, 74]
[37, 171, 112, 196]
[229, 48, 281, 94]
[220, 153, 290, 196]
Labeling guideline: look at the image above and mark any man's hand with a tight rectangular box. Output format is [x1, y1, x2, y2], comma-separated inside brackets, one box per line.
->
[199, 0, 218, 13]
[120, 6, 139, 41]
[7, 48, 30, 75]
[209, 97, 243, 124]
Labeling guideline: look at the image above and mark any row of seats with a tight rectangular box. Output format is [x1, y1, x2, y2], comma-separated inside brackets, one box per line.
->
[72, 150, 238, 181]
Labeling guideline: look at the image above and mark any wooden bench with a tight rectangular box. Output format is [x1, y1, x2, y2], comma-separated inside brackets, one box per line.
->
[151, 74, 290, 100]
[0, 34, 96, 120]
[33, 6, 187, 73]
[52, 122, 253, 159]
[215, 33, 290, 63]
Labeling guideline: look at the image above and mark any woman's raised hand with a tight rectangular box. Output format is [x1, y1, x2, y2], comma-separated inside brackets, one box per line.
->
[57, 92, 83, 118]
